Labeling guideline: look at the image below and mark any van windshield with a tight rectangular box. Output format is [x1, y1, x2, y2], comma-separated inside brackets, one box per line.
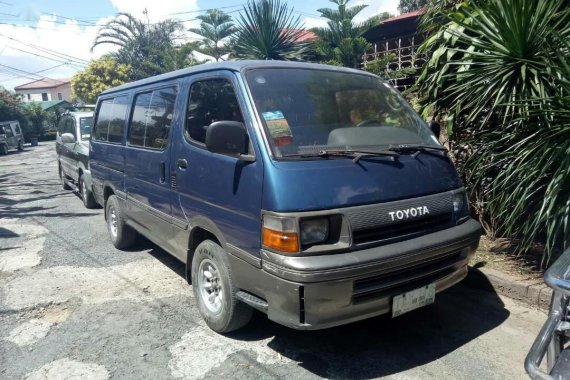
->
[245, 68, 440, 158]
[79, 117, 93, 140]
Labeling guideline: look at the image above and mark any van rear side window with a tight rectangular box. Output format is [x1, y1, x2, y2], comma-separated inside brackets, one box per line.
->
[94, 95, 129, 143]
[128, 87, 177, 150]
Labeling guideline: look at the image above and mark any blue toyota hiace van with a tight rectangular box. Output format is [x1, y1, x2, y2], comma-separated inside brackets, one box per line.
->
[90, 61, 481, 333]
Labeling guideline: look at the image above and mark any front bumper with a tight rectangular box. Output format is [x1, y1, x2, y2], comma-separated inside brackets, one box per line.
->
[230, 219, 482, 330]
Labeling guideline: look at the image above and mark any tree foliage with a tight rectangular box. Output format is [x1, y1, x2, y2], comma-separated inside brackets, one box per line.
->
[163, 42, 207, 72]
[417, 0, 570, 264]
[71, 57, 130, 104]
[189, 9, 236, 61]
[398, 0, 427, 14]
[92, 13, 186, 80]
[232, 0, 308, 60]
[312, 0, 375, 68]
[24, 102, 48, 136]
[0, 89, 30, 134]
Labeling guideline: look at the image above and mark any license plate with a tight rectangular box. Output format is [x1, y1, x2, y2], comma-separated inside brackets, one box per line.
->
[392, 283, 436, 317]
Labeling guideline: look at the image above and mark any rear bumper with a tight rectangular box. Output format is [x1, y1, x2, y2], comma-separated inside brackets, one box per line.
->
[230, 219, 481, 330]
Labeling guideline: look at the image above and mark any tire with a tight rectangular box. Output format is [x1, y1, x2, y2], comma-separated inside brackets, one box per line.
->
[105, 195, 137, 249]
[59, 164, 71, 190]
[17, 141, 23, 151]
[0, 144, 7, 155]
[79, 174, 98, 209]
[191, 240, 252, 333]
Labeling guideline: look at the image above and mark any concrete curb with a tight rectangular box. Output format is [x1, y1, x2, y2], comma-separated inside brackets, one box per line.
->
[465, 266, 552, 310]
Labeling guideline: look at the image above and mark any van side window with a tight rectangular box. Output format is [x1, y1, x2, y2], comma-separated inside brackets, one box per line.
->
[14, 125, 21, 134]
[94, 96, 128, 143]
[57, 118, 66, 136]
[64, 118, 75, 137]
[186, 79, 243, 144]
[128, 87, 177, 150]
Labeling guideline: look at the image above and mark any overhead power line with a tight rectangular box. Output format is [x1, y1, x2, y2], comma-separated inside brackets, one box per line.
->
[0, 33, 90, 65]
[5, 45, 86, 67]
[0, 62, 67, 82]
[0, 62, 68, 83]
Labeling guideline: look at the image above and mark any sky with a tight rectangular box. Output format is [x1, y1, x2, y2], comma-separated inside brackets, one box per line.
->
[0, 0, 400, 91]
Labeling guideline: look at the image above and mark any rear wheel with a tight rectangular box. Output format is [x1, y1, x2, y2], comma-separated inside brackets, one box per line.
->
[191, 240, 252, 333]
[59, 164, 71, 190]
[105, 195, 136, 249]
[79, 174, 98, 209]
[17, 141, 23, 151]
[0, 144, 7, 155]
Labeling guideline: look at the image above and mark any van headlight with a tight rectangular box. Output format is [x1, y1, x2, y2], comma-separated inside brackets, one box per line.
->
[453, 192, 470, 223]
[300, 218, 329, 245]
[453, 193, 465, 213]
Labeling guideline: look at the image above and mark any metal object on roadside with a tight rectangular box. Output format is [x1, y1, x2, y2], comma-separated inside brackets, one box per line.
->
[525, 247, 570, 379]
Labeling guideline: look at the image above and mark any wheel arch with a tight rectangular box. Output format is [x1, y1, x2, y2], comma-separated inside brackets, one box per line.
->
[185, 216, 228, 283]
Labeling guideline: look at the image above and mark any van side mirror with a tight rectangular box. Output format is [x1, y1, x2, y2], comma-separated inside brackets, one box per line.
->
[205, 121, 254, 161]
[61, 133, 76, 143]
[428, 120, 441, 137]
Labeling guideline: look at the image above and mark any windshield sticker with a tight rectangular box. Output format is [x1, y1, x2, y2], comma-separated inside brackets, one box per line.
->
[262, 111, 293, 147]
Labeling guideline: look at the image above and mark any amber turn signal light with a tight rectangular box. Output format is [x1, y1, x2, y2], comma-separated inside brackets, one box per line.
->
[262, 227, 299, 253]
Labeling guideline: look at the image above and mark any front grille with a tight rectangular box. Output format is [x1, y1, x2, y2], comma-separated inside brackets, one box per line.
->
[353, 212, 452, 246]
[352, 250, 465, 304]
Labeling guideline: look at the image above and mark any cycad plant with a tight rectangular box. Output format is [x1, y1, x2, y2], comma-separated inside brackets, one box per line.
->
[232, 0, 308, 60]
[417, 0, 570, 265]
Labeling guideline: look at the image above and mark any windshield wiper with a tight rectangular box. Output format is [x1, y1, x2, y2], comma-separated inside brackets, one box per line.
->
[388, 144, 448, 158]
[317, 149, 400, 163]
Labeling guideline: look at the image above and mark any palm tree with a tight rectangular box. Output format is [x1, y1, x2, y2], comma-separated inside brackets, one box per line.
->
[92, 13, 185, 80]
[312, 0, 376, 68]
[232, 0, 308, 60]
[189, 9, 236, 61]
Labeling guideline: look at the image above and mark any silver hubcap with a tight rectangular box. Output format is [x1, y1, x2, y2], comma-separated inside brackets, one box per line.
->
[198, 259, 223, 313]
[109, 206, 118, 237]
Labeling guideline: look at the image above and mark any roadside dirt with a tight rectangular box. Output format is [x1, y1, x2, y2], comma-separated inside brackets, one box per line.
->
[470, 236, 546, 281]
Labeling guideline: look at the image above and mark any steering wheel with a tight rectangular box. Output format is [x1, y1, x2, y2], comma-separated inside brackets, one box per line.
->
[356, 119, 381, 127]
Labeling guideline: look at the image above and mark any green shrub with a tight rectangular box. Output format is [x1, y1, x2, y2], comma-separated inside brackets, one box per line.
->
[417, 0, 570, 265]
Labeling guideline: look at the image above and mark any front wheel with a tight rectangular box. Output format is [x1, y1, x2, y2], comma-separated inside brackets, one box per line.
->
[191, 240, 252, 333]
[105, 195, 136, 249]
[80, 174, 98, 209]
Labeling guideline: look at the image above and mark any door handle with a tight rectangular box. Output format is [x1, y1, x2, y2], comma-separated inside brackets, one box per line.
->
[177, 158, 188, 170]
[160, 162, 166, 183]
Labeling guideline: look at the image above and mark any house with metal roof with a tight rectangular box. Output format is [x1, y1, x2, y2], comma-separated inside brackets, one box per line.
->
[14, 78, 72, 103]
[362, 10, 425, 91]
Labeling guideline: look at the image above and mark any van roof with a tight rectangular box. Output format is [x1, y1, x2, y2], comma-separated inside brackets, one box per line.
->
[99, 60, 375, 96]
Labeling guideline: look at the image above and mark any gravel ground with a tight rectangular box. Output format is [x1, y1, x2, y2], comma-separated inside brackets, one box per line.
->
[0, 143, 547, 380]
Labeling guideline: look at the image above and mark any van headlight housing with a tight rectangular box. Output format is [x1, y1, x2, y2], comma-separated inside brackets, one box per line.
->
[453, 193, 465, 213]
[453, 192, 469, 223]
[300, 218, 329, 245]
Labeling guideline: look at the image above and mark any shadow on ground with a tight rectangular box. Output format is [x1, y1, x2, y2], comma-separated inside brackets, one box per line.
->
[144, 242, 509, 379]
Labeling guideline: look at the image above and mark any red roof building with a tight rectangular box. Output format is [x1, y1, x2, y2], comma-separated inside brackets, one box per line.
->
[14, 78, 72, 103]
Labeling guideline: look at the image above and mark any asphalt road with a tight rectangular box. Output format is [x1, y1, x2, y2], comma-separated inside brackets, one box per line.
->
[0, 142, 547, 380]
